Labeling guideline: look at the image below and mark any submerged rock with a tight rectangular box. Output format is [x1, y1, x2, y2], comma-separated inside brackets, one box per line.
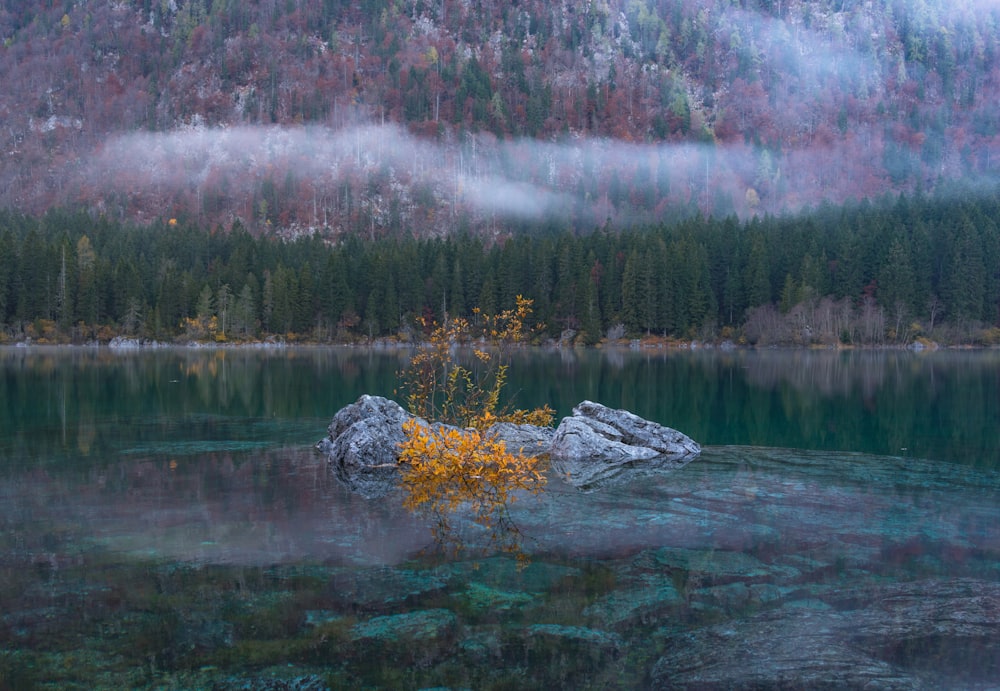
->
[525, 624, 624, 656]
[351, 608, 459, 668]
[328, 565, 449, 609]
[316, 395, 700, 497]
[652, 578, 1000, 689]
[549, 452, 698, 491]
[211, 676, 330, 691]
[352, 608, 458, 642]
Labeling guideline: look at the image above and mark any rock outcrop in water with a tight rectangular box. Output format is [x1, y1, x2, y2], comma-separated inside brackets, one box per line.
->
[315, 395, 700, 496]
[316, 394, 412, 499]
[548, 400, 702, 489]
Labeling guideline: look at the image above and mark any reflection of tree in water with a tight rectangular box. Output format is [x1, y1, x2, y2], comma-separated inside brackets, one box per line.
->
[602, 346, 626, 370]
[739, 350, 889, 398]
[737, 349, 1000, 404]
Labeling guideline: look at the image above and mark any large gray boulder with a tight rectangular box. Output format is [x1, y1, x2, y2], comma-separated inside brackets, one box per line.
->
[549, 400, 700, 461]
[320, 394, 413, 446]
[316, 394, 415, 498]
[548, 401, 701, 488]
[487, 422, 556, 457]
[549, 416, 662, 464]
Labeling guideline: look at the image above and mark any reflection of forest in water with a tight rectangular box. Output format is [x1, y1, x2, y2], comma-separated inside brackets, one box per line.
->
[725, 350, 999, 466]
[505, 347, 1000, 467]
[2, 346, 998, 473]
[735, 349, 983, 398]
[2, 347, 998, 690]
[0, 346, 409, 467]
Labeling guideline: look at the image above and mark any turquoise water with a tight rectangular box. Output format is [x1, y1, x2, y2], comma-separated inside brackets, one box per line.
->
[0, 346, 998, 688]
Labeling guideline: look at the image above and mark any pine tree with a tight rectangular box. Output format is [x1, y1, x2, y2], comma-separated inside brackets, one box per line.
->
[233, 283, 257, 338]
[261, 269, 275, 333]
[620, 250, 641, 332]
[0, 231, 14, 326]
[744, 230, 772, 309]
[56, 243, 70, 330]
[942, 217, 986, 323]
[216, 283, 233, 337]
[878, 238, 915, 319]
[75, 235, 99, 328]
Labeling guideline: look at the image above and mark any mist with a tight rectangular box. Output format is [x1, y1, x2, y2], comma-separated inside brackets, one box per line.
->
[88, 119, 897, 229]
[76, 0, 1000, 231]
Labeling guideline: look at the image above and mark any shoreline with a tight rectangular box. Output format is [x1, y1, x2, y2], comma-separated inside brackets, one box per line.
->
[2, 335, 997, 352]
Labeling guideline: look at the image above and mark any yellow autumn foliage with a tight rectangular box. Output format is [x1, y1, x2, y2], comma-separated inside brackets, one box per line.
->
[398, 418, 546, 558]
[396, 296, 553, 561]
[400, 295, 552, 428]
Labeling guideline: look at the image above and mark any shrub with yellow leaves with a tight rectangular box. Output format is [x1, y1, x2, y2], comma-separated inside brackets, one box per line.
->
[399, 295, 553, 428]
[396, 296, 553, 561]
[397, 418, 546, 560]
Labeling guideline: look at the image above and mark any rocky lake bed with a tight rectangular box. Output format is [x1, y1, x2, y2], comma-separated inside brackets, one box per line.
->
[2, 348, 999, 689]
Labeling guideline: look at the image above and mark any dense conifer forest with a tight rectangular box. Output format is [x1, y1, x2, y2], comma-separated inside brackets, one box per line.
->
[2, 187, 998, 346]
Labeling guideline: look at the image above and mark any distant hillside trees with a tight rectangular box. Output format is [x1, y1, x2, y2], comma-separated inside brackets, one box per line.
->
[0, 189, 998, 346]
[1, 1, 1000, 230]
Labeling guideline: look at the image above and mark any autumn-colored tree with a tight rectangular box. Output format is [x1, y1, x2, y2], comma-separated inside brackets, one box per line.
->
[397, 296, 553, 562]
[398, 417, 546, 563]
[399, 295, 553, 428]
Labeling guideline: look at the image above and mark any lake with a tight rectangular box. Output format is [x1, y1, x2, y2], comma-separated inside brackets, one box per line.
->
[1, 345, 998, 689]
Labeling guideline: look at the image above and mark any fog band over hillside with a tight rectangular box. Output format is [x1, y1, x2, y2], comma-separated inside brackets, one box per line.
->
[90, 120, 903, 229]
[66, 0, 1000, 231]
[83, 2, 887, 226]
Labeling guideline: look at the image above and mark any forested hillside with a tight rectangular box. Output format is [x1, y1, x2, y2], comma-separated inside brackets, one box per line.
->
[3, 0, 1000, 234]
[2, 189, 997, 345]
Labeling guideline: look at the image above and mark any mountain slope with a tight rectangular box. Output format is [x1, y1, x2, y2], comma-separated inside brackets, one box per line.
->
[2, 0, 999, 235]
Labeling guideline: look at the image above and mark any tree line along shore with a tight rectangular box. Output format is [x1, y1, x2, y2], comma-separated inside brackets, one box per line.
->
[1, 189, 998, 348]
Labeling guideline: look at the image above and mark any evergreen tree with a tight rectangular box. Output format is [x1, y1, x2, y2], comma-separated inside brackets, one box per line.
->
[155, 260, 186, 337]
[621, 250, 641, 332]
[942, 217, 986, 323]
[75, 235, 99, 328]
[233, 283, 257, 338]
[878, 238, 915, 319]
[743, 230, 772, 309]
[295, 263, 315, 334]
[216, 283, 233, 336]
[18, 231, 51, 324]
[55, 242, 72, 330]
[260, 268, 275, 334]
[0, 231, 14, 325]
[196, 284, 215, 322]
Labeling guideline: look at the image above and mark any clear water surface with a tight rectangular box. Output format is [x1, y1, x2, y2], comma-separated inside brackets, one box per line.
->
[0, 346, 998, 689]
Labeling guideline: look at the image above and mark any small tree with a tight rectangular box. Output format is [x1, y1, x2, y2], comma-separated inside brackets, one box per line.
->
[399, 295, 553, 428]
[396, 296, 553, 562]
[182, 285, 218, 340]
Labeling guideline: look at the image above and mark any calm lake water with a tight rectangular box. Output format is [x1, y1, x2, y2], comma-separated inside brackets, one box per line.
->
[1, 345, 998, 689]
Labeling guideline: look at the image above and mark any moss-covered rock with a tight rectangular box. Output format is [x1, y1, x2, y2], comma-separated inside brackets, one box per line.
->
[350, 608, 459, 669]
